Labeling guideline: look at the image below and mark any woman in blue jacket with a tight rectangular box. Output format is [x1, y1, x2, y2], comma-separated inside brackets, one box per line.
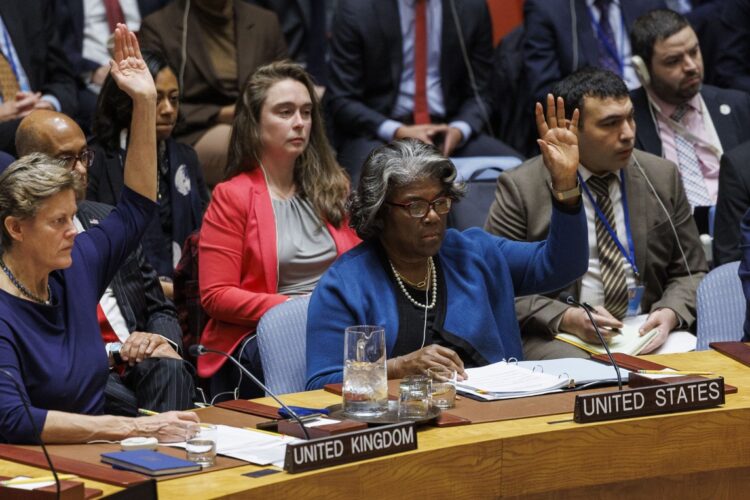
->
[306, 97, 589, 389]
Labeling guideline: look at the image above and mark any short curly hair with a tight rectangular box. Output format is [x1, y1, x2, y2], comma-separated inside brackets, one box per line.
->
[349, 139, 465, 240]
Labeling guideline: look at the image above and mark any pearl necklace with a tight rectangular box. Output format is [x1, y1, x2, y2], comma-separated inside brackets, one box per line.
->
[0, 256, 51, 306]
[389, 257, 437, 309]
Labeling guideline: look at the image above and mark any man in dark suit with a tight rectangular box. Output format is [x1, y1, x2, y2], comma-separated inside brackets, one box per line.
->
[14, 110, 195, 416]
[629, 9, 750, 221]
[140, 0, 287, 186]
[55, 0, 171, 131]
[0, 0, 77, 155]
[326, 0, 521, 183]
[485, 69, 707, 359]
[714, 141, 750, 265]
[522, 0, 665, 103]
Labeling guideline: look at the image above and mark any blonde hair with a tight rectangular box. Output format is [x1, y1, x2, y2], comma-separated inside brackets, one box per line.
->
[225, 60, 349, 227]
[0, 153, 81, 248]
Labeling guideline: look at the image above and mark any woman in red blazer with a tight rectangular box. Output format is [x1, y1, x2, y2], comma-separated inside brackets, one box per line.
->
[198, 61, 360, 400]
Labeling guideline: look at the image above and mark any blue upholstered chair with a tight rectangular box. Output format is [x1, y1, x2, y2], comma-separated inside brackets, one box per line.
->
[696, 261, 746, 350]
[256, 296, 311, 395]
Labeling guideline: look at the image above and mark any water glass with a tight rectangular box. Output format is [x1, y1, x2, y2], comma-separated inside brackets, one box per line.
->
[398, 375, 430, 419]
[186, 424, 217, 467]
[428, 367, 457, 409]
[342, 326, 388, 417]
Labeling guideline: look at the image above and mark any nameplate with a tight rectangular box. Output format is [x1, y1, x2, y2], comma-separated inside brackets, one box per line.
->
[283, 422, 417, 473]
[574, 378, 725, 423]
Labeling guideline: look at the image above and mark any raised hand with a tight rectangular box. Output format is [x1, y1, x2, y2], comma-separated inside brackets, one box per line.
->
[536, 94, 580, 191]
[109, 23, 155, 101]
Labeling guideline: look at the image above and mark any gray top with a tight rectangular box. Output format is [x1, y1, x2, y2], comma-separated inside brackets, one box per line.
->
[273, 195, 337, 295]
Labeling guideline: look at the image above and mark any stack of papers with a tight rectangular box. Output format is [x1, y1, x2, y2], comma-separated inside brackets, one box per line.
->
[555, 314, 659, 355]
[517, 358, 630, 386]
[458, 362, 572, 401]
[167, 424, 301, 468]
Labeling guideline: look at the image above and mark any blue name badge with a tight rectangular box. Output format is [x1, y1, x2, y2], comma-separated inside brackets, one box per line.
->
[627, 285, 645, 317]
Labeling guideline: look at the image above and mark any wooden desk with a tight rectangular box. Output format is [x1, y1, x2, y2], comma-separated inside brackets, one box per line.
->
[3, 351, 750, 498]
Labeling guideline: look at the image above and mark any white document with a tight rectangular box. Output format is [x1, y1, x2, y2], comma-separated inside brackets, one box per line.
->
[517, 358, 630, 386]
[457, 362, 571, 400]
[167, 424, 301, 468]
[555, 314, 659, 355]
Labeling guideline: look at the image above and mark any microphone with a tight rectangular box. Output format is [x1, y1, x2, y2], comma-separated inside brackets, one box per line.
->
[0, 368, 61, 499]
[558, 293, 623, 390]
[189, 345, 311, 440]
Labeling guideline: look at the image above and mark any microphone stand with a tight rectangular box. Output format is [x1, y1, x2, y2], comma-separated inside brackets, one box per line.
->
[561, 295, 624, 390]
[0, 368, 61, 500]
[190, 345, 311, 440]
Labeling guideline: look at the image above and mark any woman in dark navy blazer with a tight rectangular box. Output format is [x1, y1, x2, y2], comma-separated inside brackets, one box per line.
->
[88, 50, 210, 299]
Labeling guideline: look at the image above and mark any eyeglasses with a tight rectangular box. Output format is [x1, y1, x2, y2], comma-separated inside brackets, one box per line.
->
[386, 196, 453, 218]
[57, 149, 95, 170]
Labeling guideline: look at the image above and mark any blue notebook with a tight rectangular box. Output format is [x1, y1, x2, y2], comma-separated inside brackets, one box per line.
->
[101, 449, 201, 476]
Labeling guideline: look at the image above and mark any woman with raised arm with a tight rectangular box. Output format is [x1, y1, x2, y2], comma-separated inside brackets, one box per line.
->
[0, 25, 199, 444]
[306, 96, 589, 389]
[198, 61, 360, 401]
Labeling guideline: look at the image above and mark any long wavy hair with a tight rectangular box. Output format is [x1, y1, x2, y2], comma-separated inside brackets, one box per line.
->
[93, 50, 174, 151]
[225, 60, 349, 227]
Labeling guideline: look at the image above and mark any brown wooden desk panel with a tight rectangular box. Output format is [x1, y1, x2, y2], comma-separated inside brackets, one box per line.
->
[2, 350, 749, 498]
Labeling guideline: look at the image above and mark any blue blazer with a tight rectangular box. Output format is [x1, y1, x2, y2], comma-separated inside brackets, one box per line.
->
[305, 204, 589, 390]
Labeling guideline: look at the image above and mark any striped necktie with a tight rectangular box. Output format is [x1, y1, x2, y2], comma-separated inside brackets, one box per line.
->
[671, 104, 712, 207]
[587, 174, 629, 319]
[0, 52, 20, 102]
[594, 0, 621, 75]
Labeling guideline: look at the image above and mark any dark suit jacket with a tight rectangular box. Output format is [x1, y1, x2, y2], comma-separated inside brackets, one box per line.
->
[0, 0, 77, 153]
[139, 0, 287, 144]
[484, 150, 708, 337]
[326, 0, 494, 138]
[631, 85, 750, 157]
[57, 0, 171, 75]
[247, 0, 311, 63]
[714, 140, 750, 265]
[87, 139, 210, 278]
[714, 0, 750, 93]
[522, 0, 665, 102]
[77, 200, 183, 349]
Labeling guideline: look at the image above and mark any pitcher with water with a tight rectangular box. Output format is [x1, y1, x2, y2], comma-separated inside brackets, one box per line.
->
[342, 325, 388, 417]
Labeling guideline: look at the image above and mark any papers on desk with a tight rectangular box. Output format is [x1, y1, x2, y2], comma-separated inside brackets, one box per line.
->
[458, 361, 571, 401]
[167, 424, 301, 469]
[517, 358, 630, 386]
[555, 314, 659, 355]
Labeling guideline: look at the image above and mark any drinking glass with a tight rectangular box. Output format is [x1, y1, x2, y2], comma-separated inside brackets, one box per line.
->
[398, 375, 430, 419]
[428, 367, 457, 409]
[186, 424, 217, 467]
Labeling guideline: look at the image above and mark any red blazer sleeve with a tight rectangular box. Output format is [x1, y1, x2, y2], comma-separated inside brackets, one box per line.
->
[198, 179, 287, 328]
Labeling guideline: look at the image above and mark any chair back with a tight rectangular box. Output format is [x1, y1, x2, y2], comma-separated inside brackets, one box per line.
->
[257, 296, 311, 395]
[696, 261, 746, 350]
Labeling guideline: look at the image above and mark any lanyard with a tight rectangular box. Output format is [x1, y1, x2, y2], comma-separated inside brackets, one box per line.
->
[579, 170, 640, 281]
[587, 4, 626, 76]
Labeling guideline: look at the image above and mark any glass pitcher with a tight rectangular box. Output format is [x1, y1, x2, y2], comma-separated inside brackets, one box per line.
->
[342, 325, 388, 417]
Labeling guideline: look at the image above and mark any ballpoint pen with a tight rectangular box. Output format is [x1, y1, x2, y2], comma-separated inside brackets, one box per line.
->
[637, 370, 714, 376]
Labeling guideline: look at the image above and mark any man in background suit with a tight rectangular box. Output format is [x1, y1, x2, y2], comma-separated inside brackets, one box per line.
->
[56, 0, 171, 131]
[713, 0, 750, 94]
[140, 0, 287, 186]
[485, 68, 707, 359]
[326, 0, 520, 183]
[522, 0, 665, 102]
[0, 0, 77, 155]
[714, 141, 750, 264]
[14, 110, 195, 416]
[629, 9, 750, 226]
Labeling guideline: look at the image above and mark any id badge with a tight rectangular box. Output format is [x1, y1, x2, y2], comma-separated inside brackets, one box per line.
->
[626, 285, 645, 317]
